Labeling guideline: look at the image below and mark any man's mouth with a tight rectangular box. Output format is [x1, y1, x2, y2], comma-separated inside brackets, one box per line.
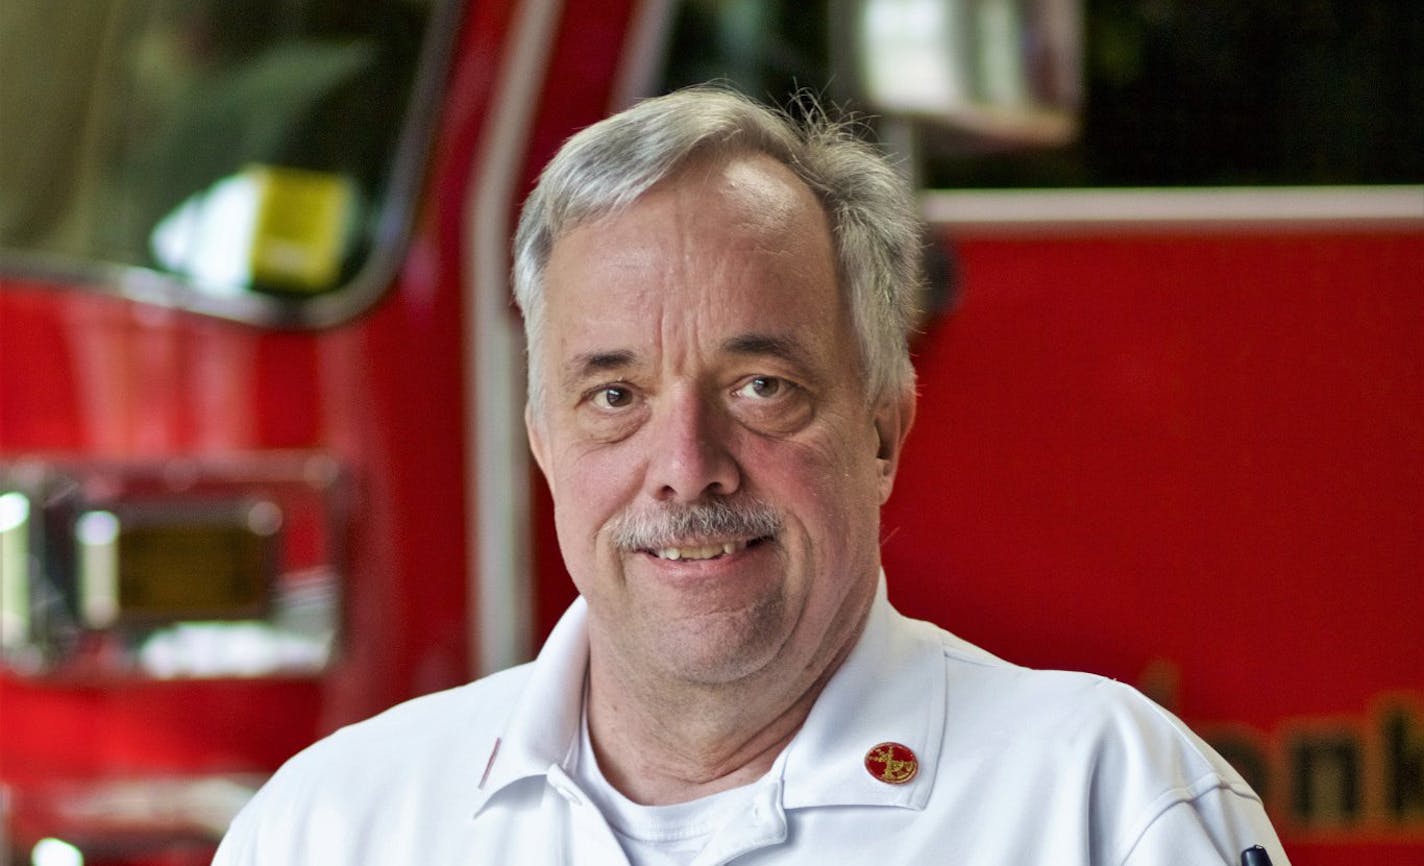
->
[646, 536, 771, 562]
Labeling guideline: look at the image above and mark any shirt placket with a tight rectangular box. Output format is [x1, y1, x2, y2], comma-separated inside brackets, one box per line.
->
[544, 765, 633, 866]
[692, 779, 788, 866]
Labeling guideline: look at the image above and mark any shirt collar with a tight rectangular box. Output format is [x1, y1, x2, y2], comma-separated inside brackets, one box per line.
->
[471, 595, 590, 813]
[777, 575, 946, 811]
[471, 573, 947, 815]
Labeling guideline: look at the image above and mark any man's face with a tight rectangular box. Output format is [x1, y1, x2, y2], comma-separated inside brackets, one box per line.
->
[528, 154, 911, 691]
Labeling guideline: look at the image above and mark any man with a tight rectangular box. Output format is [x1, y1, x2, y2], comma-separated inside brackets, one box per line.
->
[214, 88, 1290, 865]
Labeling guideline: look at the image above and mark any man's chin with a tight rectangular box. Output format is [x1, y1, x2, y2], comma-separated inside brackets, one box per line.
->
[633, 604, 788, 687]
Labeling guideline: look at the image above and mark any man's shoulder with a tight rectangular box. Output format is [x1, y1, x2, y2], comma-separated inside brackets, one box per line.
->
[884, 617, 1281, 863]
[885, 610, 1219, 769]
[916, 617, 1249, 792]
[214, 662, 541, 864]
[915, 614, 1164, 723]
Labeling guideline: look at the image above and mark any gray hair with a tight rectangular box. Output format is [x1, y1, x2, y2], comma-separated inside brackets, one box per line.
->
[512, 86, 921, 413]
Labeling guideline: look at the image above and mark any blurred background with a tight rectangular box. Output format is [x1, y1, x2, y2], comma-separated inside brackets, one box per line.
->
[1, 1, 1420, 863]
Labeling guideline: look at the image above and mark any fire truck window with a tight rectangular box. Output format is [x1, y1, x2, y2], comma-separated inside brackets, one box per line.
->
[658, 0, 1423, 187]
[0, 0, 452, 324]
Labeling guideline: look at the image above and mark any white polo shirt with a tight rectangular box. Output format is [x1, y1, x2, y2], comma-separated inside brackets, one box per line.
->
[213, 577, 1291, 865]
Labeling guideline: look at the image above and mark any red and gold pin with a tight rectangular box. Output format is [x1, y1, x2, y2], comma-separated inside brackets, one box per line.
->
[864, 741, 918, 784]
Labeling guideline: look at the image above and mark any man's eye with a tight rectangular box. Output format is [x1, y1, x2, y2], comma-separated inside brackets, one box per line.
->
[734, 376, 786, 400]
[591, 386, 633, 409]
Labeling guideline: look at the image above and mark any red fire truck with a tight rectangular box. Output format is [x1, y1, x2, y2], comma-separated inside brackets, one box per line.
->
[1, 1, 1419, 864]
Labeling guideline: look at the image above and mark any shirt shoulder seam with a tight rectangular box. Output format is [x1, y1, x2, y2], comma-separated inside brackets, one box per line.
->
[1111, 772, 1262, 865]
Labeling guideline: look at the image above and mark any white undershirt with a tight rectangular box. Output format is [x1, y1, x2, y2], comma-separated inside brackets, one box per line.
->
[570, 708, 759, 866]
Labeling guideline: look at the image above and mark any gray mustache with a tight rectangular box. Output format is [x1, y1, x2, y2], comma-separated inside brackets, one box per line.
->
[608, 498, 782, 551]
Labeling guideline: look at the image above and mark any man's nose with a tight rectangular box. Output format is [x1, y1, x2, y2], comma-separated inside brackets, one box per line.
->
[644, 389, 741, 502]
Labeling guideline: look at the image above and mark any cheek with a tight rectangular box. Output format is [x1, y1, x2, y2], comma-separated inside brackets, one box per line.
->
[787, 413, 879, 486]
[750, 431, 881, 535]
[550, 479, 620, 598]
[552, 445, 643, 546]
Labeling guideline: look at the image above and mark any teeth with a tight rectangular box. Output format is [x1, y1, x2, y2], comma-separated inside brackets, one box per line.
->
[654, 539, 751, 561]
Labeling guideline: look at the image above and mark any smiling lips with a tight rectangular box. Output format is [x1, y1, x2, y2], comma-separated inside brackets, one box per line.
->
[648, 537, 766, 561]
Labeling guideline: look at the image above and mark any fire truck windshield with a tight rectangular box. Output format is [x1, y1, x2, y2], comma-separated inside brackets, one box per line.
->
[0, 0, 458, 326]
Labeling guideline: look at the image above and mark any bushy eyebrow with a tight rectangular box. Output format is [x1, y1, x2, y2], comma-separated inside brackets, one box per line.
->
[562, 349, 636, 392]
[721, 333, 815, 371]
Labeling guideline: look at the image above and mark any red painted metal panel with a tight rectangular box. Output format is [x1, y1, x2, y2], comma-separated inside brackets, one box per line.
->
[885, 231, 1421, 712]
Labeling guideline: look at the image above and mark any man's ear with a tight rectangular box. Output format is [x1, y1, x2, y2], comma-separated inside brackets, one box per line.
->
[873, 387, 917, 504]
[526, 404, 553, 493]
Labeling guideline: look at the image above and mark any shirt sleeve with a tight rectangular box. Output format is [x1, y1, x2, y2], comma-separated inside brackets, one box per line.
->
[211, 801, 259, 866]
[1119, 785, 1291, 866]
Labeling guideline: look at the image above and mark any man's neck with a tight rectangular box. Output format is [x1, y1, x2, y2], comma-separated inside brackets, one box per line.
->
[583, 634, 859, 806]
